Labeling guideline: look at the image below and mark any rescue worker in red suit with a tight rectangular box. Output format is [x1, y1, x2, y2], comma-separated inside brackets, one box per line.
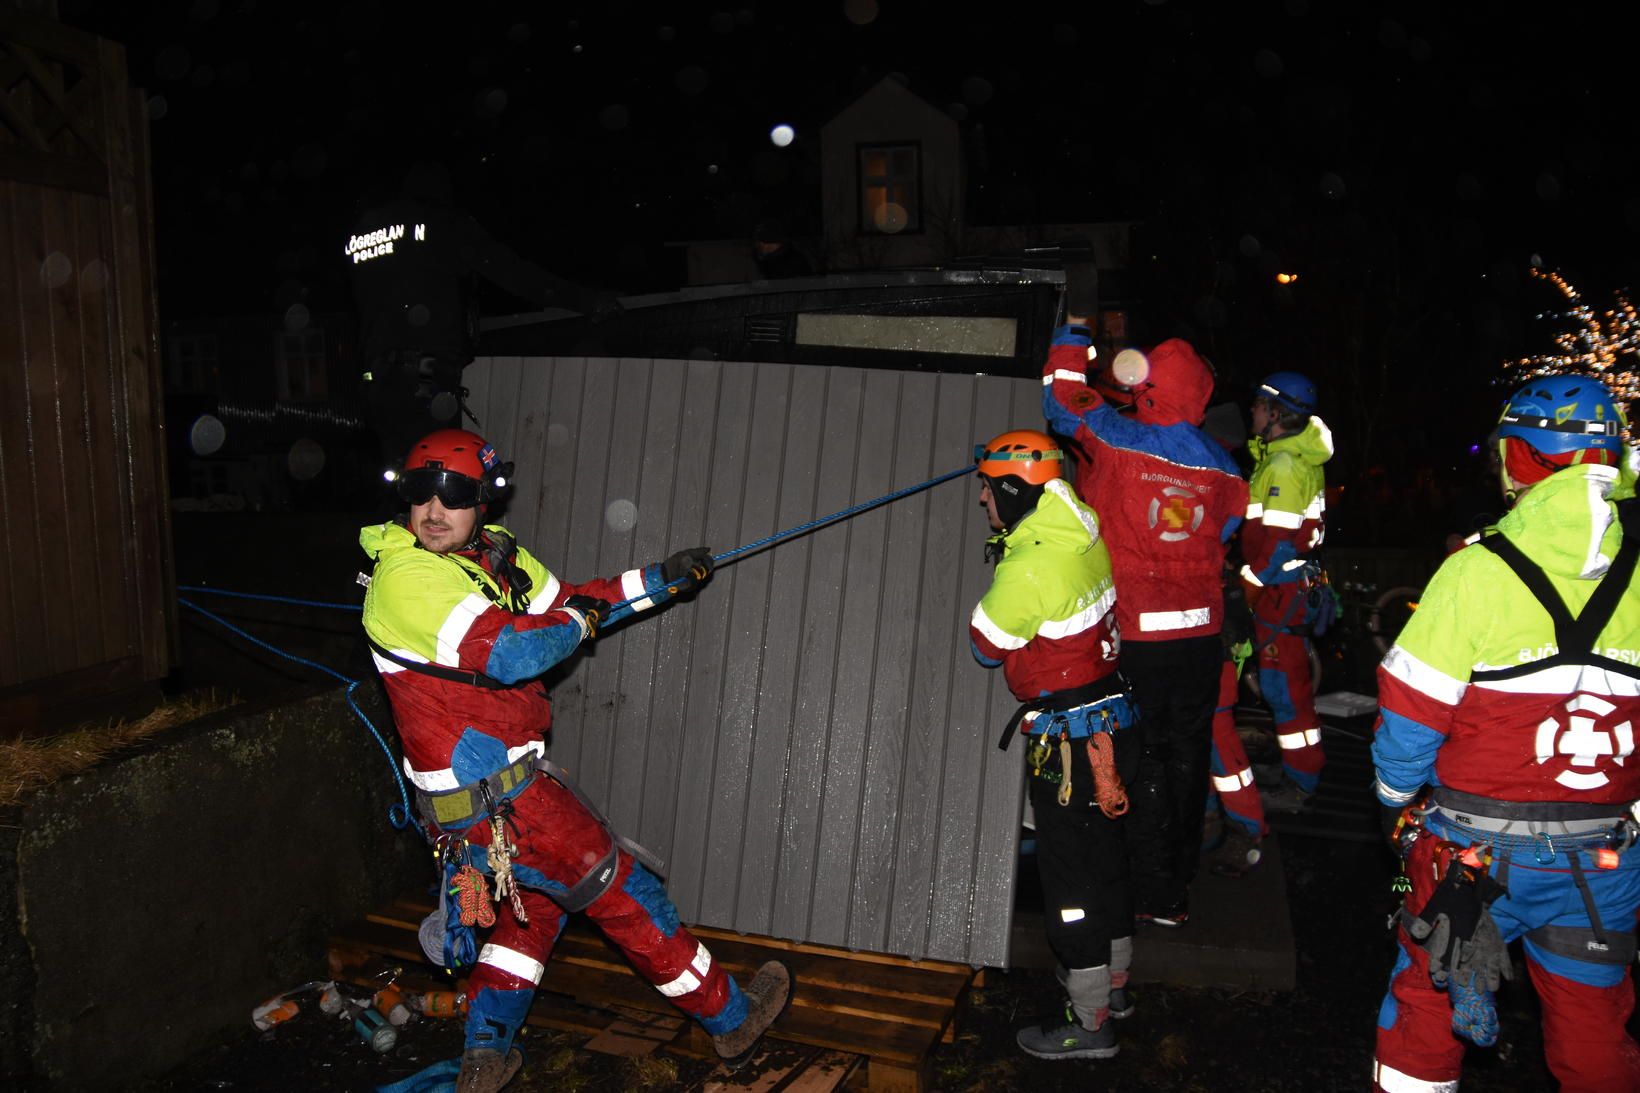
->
[1241, 372, 1334, 812]
[1043, 319, 1247, 927]
[360, 429, 790, 1092]
[969, 429, 1138, 1060]
[1372, 376, 1640, 1093]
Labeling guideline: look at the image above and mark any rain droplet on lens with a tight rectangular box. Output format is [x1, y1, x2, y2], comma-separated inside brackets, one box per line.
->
[1239, 234, 1261, 258]
[1408, 37, 1432, 62]
[845, 0, 878, 25]
[484, 87, 508, 113]
[507, 22, 531, 44]
[283, 303, 310, 332]
[656, 25, 675, 41]
[709, 11, 734, 33]
[1536, 173, 1561, 202]
[872, 202, 908, 234]
[1051, 23, 1078, 47]
[605, 498, 638, 533]
[1378, 20, 1407, 51]
[147, 95, 168, 120]
[948, 103, 968, 122]
[1320, 171, 1346, 199]
[407, 303, 431, 328]
[600, 104, 630, 131]
[769, 124, 795, 147]
[962, 76, 993, 106]
[1454, 173, 1483, 201]
[1254, 49, 1283, 79]
[40, 251, 72, 288]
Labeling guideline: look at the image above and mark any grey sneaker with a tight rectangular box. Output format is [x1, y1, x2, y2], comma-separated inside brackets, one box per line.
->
[1108, 987, 1136, 1020]
[456, 1047, 524, 1093]
[1016, 1005, 1118, 1060]
[712, 960, 793, 1071]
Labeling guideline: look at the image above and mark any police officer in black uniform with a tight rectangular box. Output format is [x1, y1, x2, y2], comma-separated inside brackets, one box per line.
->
[347, 161, 614, 466]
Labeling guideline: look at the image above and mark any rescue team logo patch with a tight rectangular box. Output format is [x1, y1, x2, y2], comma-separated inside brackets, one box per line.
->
[1536, 692, 1635, 791]
[1147, 486, 1204, 542]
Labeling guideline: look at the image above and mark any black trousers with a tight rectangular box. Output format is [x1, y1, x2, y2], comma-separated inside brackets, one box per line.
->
[1120, 635, 1223, 910]
[1029, 725, 1140, 969]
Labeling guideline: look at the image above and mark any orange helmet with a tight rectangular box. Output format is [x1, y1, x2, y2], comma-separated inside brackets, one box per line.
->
[973, 429, 1064, 486]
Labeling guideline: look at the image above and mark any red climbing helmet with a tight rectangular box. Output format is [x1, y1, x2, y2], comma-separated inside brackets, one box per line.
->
[391, 428, 513, 508]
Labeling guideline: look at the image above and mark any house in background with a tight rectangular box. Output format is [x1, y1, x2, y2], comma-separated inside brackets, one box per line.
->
[678, 76, 1135, 343]
[162, 311, 370, 509]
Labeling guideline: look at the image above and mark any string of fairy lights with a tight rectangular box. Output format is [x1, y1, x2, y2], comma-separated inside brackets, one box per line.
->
[1504, 267, 1640, 439]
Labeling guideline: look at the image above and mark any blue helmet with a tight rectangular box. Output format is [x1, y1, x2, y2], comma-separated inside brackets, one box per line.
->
[1256, 371, 1318, 415]
[1497, 375, 1625, 456]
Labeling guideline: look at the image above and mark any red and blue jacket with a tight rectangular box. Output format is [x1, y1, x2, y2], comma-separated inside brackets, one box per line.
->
[1043, 326, 1247, 642]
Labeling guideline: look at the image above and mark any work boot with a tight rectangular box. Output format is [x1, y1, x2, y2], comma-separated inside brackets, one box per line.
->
[1016, 1004, 1118, 1060]
[1209, 830, 1265, 878]
[1260, 778, 1314, 813]
[456, 1047, 524, 1093]
[712, 960, 793, 1071]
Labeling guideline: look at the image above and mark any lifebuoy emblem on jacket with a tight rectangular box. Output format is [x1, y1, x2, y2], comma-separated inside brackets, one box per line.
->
[1536, 692, 1635, 791]
[1147, 486, 1204, 542]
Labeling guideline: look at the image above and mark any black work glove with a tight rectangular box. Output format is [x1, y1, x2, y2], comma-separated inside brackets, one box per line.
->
[660, 547, 714, 586]
[1402, 859, 1508, 988]
[1380, 804, 1407, 852]
[563, 595, 611, 639]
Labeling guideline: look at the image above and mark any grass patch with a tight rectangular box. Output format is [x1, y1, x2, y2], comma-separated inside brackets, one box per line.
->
[0, 689, 238, 805]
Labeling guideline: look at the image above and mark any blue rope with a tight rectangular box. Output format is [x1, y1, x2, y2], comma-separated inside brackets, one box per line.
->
[713, 464, 971, 565]
[600, 463, 973, 614]
[177, 586, 363, 611]
[176, 597, 414, 830]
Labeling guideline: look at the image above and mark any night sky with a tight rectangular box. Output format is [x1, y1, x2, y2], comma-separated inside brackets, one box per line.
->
[54, 0, 1640, 529]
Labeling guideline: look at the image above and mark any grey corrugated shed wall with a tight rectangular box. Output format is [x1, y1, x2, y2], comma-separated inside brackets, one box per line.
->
[465, 355, 1044, 968]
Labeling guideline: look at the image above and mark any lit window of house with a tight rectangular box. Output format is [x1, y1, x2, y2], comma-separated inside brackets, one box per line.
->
[275, 329, 327, 401]
[858, 143, 921, 235]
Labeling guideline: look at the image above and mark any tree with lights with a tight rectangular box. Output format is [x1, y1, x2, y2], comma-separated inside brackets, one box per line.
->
[1504, 267, 1640, 441]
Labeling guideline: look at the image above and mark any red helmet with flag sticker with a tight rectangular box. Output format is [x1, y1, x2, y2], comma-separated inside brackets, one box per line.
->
[391, 428, 513, 509]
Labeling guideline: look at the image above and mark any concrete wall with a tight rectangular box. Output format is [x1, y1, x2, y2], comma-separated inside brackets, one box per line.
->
[0, 687, 424, 1089]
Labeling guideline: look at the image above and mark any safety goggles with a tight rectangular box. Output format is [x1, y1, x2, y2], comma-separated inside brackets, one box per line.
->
[395, 467, 487, 509]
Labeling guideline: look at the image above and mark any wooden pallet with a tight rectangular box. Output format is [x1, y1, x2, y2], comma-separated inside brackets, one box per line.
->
[328, 894, 976, 1092]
